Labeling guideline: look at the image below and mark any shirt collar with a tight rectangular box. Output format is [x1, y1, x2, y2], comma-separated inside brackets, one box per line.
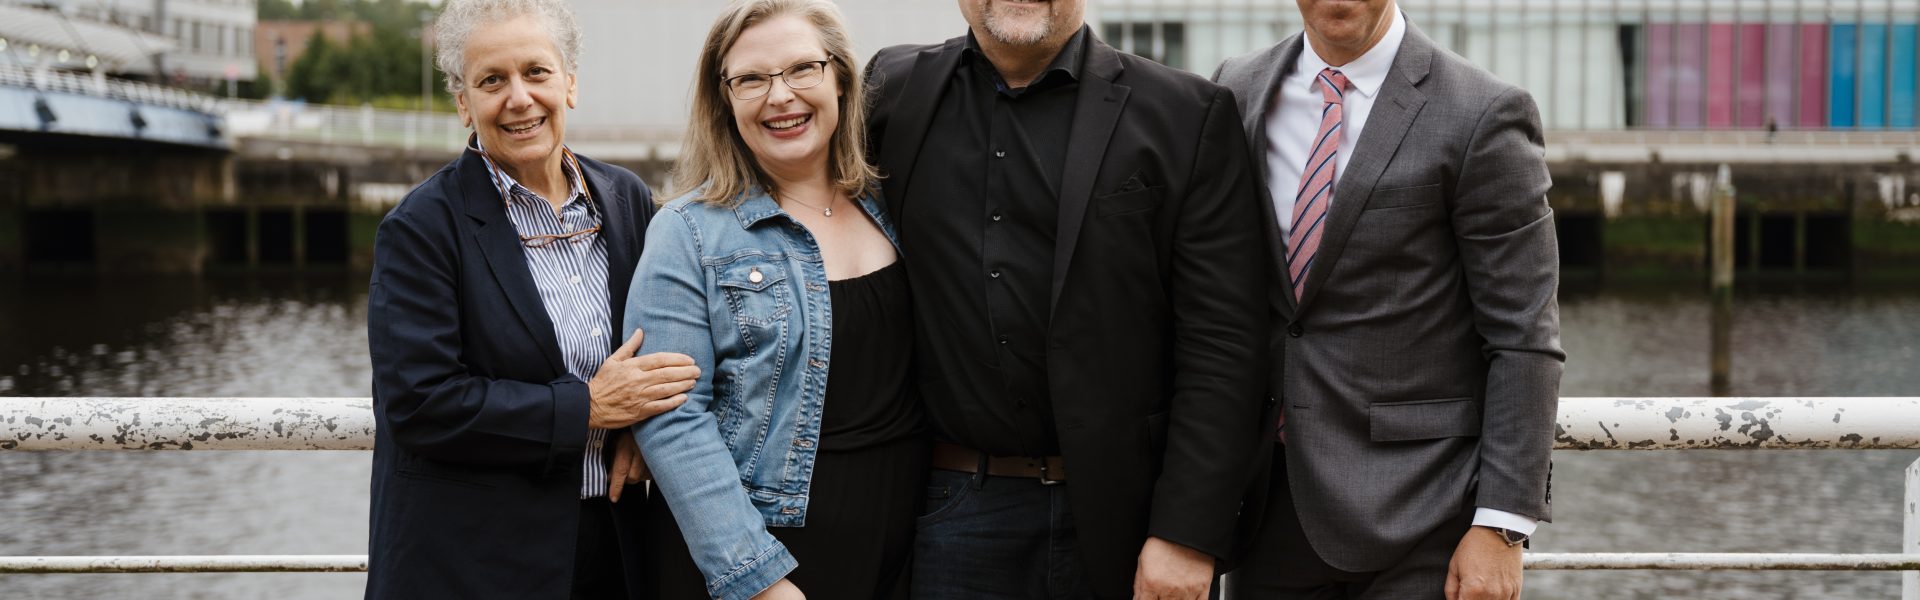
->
[467, 135, 592, 210]
[962, 25, 1088, 93]
[1297, 9, 1405, 100]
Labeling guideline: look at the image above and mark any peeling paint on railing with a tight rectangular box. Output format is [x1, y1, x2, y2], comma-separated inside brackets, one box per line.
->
[1, 553, 1915, 574]
[0, 397, 374, 451]
[1523, 553, 1920, 571]
[4, 397, 1917, 451]
[1555, 397, 1920, 450]
[0, 555, 367, 573]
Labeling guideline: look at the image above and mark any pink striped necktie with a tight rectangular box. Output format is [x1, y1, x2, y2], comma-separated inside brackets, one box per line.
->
[1279, 68, 1349, 443]
[1287, 68, 1351, 303]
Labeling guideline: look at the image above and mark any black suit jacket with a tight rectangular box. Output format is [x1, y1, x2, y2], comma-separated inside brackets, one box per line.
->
[868, 33, 1271, 596]
[364, 149, 654, 599]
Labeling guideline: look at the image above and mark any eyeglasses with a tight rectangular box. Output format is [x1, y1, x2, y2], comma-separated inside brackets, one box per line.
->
[722, 60, 830, 101]
[520, 226, 600, 248]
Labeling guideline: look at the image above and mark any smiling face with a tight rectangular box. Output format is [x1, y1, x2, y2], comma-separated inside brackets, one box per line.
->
[454, 13, 576, 180]
[959, 0, 1084, 47]
[723, 14, 839, 180]
[1295, 0, 1396, 64]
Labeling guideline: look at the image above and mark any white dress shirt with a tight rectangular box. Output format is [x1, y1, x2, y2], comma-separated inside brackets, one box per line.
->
[1263, 11, 1538, 537]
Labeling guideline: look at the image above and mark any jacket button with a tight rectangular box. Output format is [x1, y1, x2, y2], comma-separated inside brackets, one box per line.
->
[809, 359, 827, 369]
[1287, 323, 1303, 337]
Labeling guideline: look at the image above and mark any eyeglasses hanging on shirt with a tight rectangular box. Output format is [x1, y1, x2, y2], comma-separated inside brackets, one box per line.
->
[520, 226, 600, 249]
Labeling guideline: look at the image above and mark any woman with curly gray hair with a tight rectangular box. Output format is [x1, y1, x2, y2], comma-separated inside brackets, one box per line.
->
[365, 0, 695, 598]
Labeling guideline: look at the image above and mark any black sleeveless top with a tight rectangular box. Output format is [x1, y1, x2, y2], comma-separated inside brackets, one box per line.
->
[819, 261, 921, 451]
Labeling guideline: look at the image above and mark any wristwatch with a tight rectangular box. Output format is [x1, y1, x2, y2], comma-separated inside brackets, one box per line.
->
[1481, 526, 1530, 548]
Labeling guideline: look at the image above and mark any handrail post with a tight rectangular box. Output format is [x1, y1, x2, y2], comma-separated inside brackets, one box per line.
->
[1709, 165, 1735, 396]
[1905, 457, 1918, 600]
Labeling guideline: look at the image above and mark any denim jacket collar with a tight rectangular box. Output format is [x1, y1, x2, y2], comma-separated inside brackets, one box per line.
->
[730, 185, 890, 232]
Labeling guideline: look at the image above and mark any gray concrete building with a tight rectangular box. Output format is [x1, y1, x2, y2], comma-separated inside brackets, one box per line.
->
[568, 0, 1920, 147]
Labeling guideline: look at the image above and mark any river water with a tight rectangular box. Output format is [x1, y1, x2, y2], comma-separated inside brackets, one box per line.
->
[1, 274, 1916, 599]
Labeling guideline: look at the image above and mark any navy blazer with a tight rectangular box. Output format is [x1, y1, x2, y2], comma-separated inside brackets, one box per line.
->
[365, 148, 655, 599]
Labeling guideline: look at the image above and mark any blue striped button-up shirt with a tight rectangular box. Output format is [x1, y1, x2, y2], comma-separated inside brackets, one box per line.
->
[474, 142, 612, 499]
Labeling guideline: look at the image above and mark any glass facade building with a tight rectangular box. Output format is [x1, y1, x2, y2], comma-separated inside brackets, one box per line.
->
[1094, 0, 1920, 130]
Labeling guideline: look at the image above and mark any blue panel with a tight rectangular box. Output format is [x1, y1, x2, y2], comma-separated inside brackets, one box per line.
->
[1893, 25, 1917, 128]
[1860, 24, 1887, 128]
[1831, 24, 1857, 128]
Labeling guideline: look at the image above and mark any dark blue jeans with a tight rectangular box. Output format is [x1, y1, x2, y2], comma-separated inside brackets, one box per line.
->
[910, 469, 1094, 599]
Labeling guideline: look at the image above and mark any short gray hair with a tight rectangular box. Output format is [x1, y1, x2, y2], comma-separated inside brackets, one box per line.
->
[434, 0, 582, 95]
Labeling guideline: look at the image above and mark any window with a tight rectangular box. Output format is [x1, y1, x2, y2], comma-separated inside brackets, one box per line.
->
[1102, 21, 1187, 70]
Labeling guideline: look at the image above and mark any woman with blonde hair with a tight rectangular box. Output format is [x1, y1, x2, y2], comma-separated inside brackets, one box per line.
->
[622, 0, 920, 599]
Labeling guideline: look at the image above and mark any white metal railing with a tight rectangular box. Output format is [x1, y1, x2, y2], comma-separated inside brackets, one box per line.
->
[0, 65, 222, 114]
[1547, 128, 1920, 148]
[1, 396, 1918, 591]
[220, 100, 468, 153]
[5, 396, 1915, 452]
[217, 100, 686, 159]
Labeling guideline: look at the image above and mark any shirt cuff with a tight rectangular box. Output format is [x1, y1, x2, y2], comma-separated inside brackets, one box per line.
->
[1472, 508, 1539, 536]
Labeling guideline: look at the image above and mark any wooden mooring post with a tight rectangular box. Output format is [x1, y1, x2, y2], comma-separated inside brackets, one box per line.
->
[1710, 164, 1735, 396]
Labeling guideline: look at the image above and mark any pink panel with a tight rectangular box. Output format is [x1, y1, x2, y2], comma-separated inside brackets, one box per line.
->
[1765, 24, 1797, 130]
[1647, 24, 1674, 128]
[1799, 24, 1829, 128]
[1707, 24, 1735, 128]
[1675, 24, 1706, 128]
[1737, 24, 1767, 127]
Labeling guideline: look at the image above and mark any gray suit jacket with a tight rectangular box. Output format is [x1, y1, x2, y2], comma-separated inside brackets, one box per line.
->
[1214, 23, 1564, 572]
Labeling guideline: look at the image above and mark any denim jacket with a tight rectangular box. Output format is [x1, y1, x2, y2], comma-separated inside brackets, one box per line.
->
[623, 186, 898, 600]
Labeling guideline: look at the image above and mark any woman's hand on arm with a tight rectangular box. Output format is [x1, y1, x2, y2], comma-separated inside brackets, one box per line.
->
[587, 327, 700, 429]
[607, 431, 650, 503]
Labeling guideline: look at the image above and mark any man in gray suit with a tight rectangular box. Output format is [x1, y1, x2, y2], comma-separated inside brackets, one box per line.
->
[1213, 1, 1562, 598]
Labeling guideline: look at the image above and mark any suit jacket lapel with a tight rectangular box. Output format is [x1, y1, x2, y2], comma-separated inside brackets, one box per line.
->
[879, 38, 965, 220]
[583, 162, 637, 354]
[1295, 27, 1433, 313]
[1049, 39, 1129, 318]
[1246, 36, 1302, 189]
[1252, 36, 1306, 320]
[460, 151, 568, 374]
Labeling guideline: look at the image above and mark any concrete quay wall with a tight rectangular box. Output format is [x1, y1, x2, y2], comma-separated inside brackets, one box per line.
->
[1, 136, 1916, 277]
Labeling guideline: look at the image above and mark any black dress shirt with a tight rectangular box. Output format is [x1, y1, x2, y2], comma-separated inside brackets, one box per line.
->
[900, 28, 1088, 457]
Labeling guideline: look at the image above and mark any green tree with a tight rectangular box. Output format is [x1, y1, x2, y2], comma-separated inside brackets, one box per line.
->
[282, 31, 338, 102]
[266, 0, 449, 109]
[257, 0, 298, 20]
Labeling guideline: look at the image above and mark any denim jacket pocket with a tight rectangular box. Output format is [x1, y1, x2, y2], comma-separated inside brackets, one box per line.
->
[715, 254, 794, 329]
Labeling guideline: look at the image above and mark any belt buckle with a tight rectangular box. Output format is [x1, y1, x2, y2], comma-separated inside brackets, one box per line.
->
[1037, 460, 1064, 486]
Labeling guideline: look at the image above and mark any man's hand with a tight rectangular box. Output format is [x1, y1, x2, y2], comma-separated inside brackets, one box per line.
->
[750, 578, 805, 600]
[587, 328, 698, 429]
[1132, 536, 1213, 600]
[1444, 527, 1524, 600]
[607, 432, 649, 503]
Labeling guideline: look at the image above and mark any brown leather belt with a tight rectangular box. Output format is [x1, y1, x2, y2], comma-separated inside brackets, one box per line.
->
[930, 441, 1068, 485]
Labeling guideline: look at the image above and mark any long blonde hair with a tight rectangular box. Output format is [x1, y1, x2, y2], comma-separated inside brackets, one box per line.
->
[671, 0, 880, 206]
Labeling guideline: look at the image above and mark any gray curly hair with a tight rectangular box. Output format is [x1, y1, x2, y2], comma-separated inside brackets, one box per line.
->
[434, 0, 582, 95]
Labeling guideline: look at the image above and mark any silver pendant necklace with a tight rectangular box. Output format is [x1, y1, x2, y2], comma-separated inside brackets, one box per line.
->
[781, 193, 836, 217]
